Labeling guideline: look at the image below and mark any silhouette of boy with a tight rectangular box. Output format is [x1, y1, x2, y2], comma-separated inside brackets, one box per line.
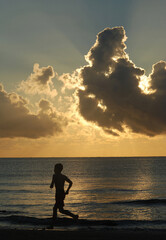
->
[50, 163, 78, 221]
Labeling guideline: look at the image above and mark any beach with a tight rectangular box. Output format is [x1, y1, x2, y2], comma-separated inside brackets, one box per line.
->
[1, 228, 166, 240]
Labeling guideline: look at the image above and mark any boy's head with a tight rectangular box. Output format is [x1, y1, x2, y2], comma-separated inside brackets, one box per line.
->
[54, 163, 63, 174]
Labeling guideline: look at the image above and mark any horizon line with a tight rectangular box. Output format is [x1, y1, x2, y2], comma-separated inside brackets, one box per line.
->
[0, 156, 166, 159]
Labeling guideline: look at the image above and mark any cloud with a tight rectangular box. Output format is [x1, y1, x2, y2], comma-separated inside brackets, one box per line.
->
[18, 63, 57, 97]
[77, 26, 166, 137]
[0, 83, 67, 138]
[59, 69, 82, 93]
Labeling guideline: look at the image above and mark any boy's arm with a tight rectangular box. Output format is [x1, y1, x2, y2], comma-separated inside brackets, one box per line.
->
[65, 176, 73, 195]
[50, 175, 54, 188]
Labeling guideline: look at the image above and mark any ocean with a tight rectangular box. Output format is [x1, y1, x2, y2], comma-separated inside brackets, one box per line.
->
[1, 157, 166, 230]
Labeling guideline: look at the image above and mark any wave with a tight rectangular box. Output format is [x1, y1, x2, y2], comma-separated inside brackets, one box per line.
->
[1, 215, 166, 228]
[76, 188, 142, 194]
[0, 210, 23, 215]
[0, 215, 52, 226]
[0, 189, 42, 194]
[69, 198, 166, 207]
[112, 198, 166, 205]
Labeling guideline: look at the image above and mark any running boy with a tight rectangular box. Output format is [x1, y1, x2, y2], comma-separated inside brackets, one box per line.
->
[50, 163, 78, 220]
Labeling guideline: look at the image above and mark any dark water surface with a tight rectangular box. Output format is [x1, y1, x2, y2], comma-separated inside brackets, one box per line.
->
[1, 157, 166, 229]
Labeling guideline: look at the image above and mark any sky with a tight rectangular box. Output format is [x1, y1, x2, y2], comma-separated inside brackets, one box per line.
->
[0, 0, 166, 157]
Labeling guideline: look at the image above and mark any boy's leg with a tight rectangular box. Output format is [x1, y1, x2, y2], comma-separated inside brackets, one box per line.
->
[49, 204, 57, 229]
[59, 207, 78, 220]
[53, 204, 57, 220]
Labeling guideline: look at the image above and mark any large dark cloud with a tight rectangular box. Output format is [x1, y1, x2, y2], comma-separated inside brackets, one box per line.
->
[78, 27, 166, 136]
[0, 84, 67, 138]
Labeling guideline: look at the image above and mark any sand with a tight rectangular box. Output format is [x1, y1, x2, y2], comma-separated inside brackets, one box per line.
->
[1, 228, 166, 240]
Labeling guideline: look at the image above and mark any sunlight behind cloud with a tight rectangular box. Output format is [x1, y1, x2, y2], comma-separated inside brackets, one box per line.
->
[139, 75, 156, 94]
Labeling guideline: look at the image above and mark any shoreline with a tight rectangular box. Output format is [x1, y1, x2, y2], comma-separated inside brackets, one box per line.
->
[1, 228, 166, 240]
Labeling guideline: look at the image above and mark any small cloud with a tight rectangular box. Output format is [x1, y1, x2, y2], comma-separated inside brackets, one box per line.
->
[59, 69, 82, 93]
[0, 84, 67, 138]
[18, 63, 57, 97]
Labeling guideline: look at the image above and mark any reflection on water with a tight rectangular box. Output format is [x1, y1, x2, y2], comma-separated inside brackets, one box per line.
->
[64, 158, 166, 221]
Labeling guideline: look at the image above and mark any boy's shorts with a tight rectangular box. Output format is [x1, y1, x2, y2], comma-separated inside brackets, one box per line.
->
[55, 190, 65, 208]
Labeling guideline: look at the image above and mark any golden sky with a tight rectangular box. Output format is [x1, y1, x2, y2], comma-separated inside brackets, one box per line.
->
[0, 0, 166, 157]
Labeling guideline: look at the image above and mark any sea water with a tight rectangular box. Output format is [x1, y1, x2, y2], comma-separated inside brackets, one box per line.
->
[1, 157, 166, 229]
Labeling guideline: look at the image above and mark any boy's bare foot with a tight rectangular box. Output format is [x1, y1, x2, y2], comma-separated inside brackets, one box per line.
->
[73, 214, 79, 220]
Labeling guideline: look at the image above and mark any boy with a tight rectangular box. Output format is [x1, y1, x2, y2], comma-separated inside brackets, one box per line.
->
[50, 163, 78, 221]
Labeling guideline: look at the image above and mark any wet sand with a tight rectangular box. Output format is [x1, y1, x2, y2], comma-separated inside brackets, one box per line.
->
[1, 228, 166, 240]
